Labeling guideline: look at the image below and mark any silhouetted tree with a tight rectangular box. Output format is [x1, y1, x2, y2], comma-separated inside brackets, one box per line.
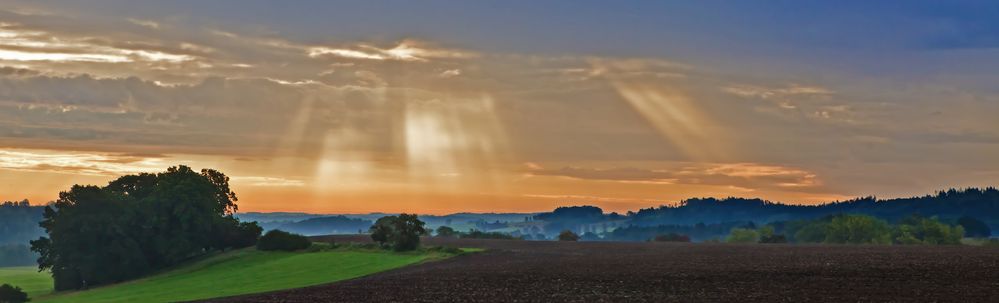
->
[435, 226, 456, 237]
[370, 214, 426, 251]
[30, 166, 258, 291]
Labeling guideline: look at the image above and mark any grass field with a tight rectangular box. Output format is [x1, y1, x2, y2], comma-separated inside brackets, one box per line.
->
[0, 266, 53, 298]
[2, 248, 444, 303]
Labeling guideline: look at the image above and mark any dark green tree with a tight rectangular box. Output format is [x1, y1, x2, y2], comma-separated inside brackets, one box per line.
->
[370, 214, 426, 251]
[435, 226, 456, 237]
[0, 284, 29, 303]
[726, 228, 759, 243]
[957, 216, 991, 238]
[824, 214, 892, 244]
[30, 166, 259, 291]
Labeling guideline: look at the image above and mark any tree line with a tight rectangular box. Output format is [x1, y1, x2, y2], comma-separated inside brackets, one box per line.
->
[725, 214, 972, 245]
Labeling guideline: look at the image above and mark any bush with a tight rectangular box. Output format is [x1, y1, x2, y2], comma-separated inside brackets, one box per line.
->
[0, 284, 28, 303]
[557, 230, 579, 241]
[370, 214, 427, 251]
[652, 233, 691, 242]
[256, 230, 311, 251]
[726, 228, 759, 243]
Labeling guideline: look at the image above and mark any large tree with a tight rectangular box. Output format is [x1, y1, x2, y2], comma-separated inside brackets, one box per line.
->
[370, 214, 426, 251]
[31, 166, 260, 290]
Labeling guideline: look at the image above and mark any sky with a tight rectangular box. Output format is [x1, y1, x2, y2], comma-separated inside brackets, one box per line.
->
[0, 1, 997, 214]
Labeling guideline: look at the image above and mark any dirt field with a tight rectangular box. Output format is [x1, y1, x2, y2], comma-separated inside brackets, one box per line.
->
[203, 236, 999, 302]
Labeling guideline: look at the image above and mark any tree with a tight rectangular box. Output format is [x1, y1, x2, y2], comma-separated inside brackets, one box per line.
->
[557, 230, 579, 241]
[257, 230, 311, 251]
[435, 226, 456, 237]
[823, 215, 892, 244]
[757, 226, 787, 243]
[957, 216, 991, 238]
[0, 284, 29, 303]
[31, 166, 257, 291]
[217, 219, 263, 250]
[894, 215, 964, 245]
[726, 228, 759, 243]
[370, 214, 427, 251]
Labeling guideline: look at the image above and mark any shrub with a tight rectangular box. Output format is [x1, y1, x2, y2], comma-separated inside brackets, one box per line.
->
[0, 284, 28, 303]
[652, 233, 691, 242]
[726, 228, 759, 243]
[557, 230, 579, 241]
[256, 230, 311, 251]
[370, 214, 427, 251]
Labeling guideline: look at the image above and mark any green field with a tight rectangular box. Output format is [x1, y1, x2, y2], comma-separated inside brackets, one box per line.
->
[0, 266, 53, 298]
[2, 248, 442, 303]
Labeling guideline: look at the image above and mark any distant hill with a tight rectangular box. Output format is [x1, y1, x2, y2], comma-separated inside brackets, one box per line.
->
[627, 187, 999, 228]
[524, 188, 999, 239]
[275, 216, 373, 236]
[0, 200, 44, 246]
[1, 200, 44, 266]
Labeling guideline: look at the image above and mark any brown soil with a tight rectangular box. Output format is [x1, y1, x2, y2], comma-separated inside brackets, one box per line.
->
[201, 236, 999, 302]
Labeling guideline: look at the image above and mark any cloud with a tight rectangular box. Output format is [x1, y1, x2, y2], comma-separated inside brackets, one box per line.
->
[230, 176, 306, 187]
[724, 83, 832, 109]
[308, 40, 476, 62]
[0, 148, 168, 176]
[527, 162, 823, 190]
[439, 69, 461, 78]
[0, 22, 193, 63]
[126, 18, 160, 30]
